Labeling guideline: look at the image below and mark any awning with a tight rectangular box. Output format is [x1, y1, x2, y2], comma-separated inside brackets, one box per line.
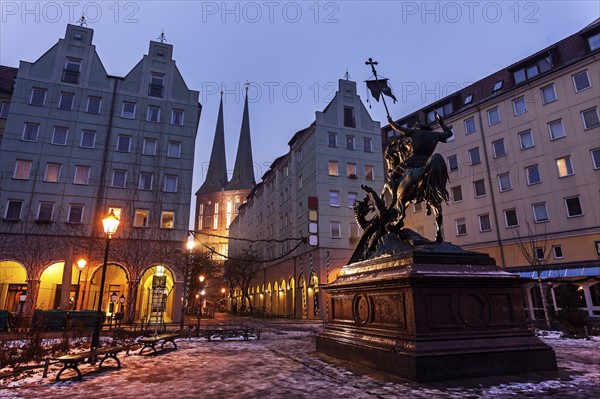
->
[515, 266, 600, 279]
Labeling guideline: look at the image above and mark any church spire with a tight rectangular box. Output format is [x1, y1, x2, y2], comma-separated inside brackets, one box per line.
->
[196, 92, 228, 194]
[225, 83, 255, 190]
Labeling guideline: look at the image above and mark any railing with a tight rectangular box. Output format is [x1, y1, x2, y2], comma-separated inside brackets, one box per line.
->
[62, 69, 80, 84]
[344, 117, 356, 128]
[148, 84, 164, 98]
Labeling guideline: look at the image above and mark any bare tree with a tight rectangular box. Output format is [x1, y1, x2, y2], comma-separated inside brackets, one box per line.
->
[223, 248, 262, 312]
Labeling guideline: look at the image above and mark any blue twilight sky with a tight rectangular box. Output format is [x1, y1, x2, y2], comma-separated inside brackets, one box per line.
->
[1, 1, 598, 225]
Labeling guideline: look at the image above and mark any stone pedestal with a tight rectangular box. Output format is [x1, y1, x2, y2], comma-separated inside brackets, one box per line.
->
[316, 244, 557, 382]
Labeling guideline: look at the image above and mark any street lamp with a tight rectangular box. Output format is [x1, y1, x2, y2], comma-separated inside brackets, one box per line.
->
[73, 258, 87, 310]
[109, 291, 118, 329]
[91, 210, 120, 350]
[197, 275, 205, 329]
[180, 240, 195, 332]
[18, 291, 27, 317]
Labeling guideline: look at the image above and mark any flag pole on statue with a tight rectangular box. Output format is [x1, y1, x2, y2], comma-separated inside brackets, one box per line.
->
[365, 58, 397, 120]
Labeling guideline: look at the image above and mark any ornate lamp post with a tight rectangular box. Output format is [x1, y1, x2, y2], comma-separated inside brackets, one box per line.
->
[109, 291, 118, 329]
[119, 294, 125, 314]
[197, 275, 205, 329]
[73, 258, 87, 310]
[91, 210, 120, 350]
[18, 291, 27, 317]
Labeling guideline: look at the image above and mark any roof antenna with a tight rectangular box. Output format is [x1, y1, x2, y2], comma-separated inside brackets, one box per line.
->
[157, 29, 167, 43]
[344, 69, 351, 80]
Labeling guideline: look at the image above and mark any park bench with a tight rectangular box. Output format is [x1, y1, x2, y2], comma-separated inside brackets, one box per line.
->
[51, 345, 128, 381]
[199, 324, 261, 341]
[138, 332, 180, 355]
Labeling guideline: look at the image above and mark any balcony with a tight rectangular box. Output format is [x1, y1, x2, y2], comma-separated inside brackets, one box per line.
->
[62, 69, 80, 84]
[148, 84, 164, 98]
[344, 117, 356, 128]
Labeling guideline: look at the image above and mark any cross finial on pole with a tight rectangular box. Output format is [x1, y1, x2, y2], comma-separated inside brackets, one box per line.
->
[76, 15, 87, 26]
[365, 58, 391, 118]
[157, 30, 167, 43]
[245, 80, 250, 93]
[344, 69, 351, 80]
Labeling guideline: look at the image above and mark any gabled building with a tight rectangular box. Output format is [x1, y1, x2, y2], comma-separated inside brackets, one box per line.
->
[383, 19, 600, 321]
[228, 79, 384, 319]
[0, 24, 200, 325]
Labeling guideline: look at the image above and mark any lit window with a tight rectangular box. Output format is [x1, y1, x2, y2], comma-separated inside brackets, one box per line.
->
[167, 141, 181, 158]
[171, 109, 184, 126]
[5, 200, 23, 220]
[455, 218, 467, 235]
[122, 102, 136, 119]
[328, 161, 339, 176]
[111, 169, 127, 188]
[80, 130, 96, 148]
[348, 192, 357, 208]
[346, 135, 355, 150]
[143, 138, 157, 156]
[581, 107, 600, 129]
[161, 211, 174, 228]
[564, 196, 583, 217]
[51, 126, 68, 145]
[37, 202, 54, 222]
[504, 209, 518, 228]
[86, 96, 101, 114]
[464, 117, 476, 134]
[468, 147, 481, 165]
[363, 137, 372, 152]
[451, 186, 463, 202]
[58, 93, 74, 110]
[22, 123, 39, 142]
[347, 163, 357, 178]
[512, 96, 527, 116]
[525, 165, 541, 185]
[447, 155, 458, 171]
[540, 84, 557, 105]
[548, 119, 566, 140]
[329, 190, 340, 207]
[556, 156, 574, 178]
[572, 70, 591, 92]
[164, 175, 178, 192]
[492, 139, 506, 158]
[73, 165, 90, 185]
[532, 203, 549, 222]
[498, 173, 512, 192]
[328, 132, 337, 147]
[487, 107, 500, 125]
[479, 214, 491, 232]
[44, 163, 61, 182]
[68, 204, 84, 223]
[30, 87, 46, 106]
[134, 209, 149, 227]
[13, 160, 32, 180]
[518, 129, 534, 149]
[139, 172, 153, 190]
[365, 165, 374, 180]
[474, 179, 486, 197]
[117, 135, 131, 152]
[330, 221, 341, 238]
[147, 105, 161, 122]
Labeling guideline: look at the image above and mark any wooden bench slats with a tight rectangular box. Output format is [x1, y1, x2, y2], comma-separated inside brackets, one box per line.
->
[52, 345, 127, 382]
[139, 333, 180, 355]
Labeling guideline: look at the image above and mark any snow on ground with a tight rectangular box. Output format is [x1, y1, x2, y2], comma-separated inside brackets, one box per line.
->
[1, 323, 599, 399]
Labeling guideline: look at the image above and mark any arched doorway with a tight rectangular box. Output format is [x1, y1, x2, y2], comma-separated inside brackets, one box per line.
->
[137, 265, 175, 323]
[308, 272, 320, 319]
[298, 275, 307, 318]
[37, 262, 90, 310]
[287, 277, 295, 317]
[0, 261, 27, 312]
[88, 263, 129, 318]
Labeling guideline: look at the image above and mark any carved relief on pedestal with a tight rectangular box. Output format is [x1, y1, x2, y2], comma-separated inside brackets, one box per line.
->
[352, 294, 372, 325]
[458, 292, 490, 328]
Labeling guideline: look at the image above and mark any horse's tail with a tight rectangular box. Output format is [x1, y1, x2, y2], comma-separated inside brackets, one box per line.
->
[419, 153, 450, 204]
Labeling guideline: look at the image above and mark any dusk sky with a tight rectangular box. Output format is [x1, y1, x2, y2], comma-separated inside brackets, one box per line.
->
[1, 1, 598, 226]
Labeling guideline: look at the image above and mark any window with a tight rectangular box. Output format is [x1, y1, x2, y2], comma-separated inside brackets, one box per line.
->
[572, 70, 591, 92]
[525, 165, 541, 185]
[161, 211, 174, 228]
[548, 119, 566, 140]
[143, 138, 157, 156]
[564, 196, 583, 217]
[134, 209, 149, 227]
[498, 173, 512, 192]
[164, 175, 178, 192]
[540, 84, 557, 104]
[74, 165, 90, 185]
[533, 203, 549, 222]
[5, 200, 23, 220]
[167, 141, 181, 158]
[80, 130, 96, 148]
[51, 127, 68, 145]
[456, 218, 467, 235]
[86, 96, 101, 114]
[513, 56, 552, 84]
[330, 221, 341, 238]
[518, 129, 534, 149]
[413, 203, 422, 212]
[149, 73, 164, 97]
[122, 102, 136, 119]
[63, 58, 81, 83]
[591, 148, 600, 169]
[58, 92, 74, 110]
[117, 135, 131, 153]
[13, 160, 32, 180]
[111, 169, 127, 188]
[328, 161, 339, 176]
[588, 32, 600, 51]
[139, 172, 153, 190]
[343, 106, 355, 128]
[297, 148, 303, 162]
[67, 204, 84, 223]
[487, 107, 500, 125]
[446, 127, 455, 142]
[553, 245, 564, 259]
[451, 186, 463, 202]
[171, 109, 184, 125]
[365, 165, 374, 180]
[581, 107, 600, 129]
[37, 202, 54, 222]
[512, 96, 527, 115]
[363, 137, 372, 152]
[468, 147, 481, 165]
[147, 105, 161, 122]
[30, 87, 46, 106]
[447, 155, 458, 171]
[464, 117, 476, 134]
[479, 214, 491, 232]
[535, 248, 545, 261]
[44, 163, 61, 182]
[492, 80, 503, 92]
[22, 123, 39, 141]
[329, 190, 340, 206]
[346, 135, 355, 150]
[464, 94, 473, 105]
[474, 179, 486, 197]
[504, 209, 519, 227]
[556, 156, 574, 178]
[492, 139, 506, 158]
[298, 174, 303, 189]
[347, 163, 357, 178]
[0, 101, 10, 118]
[348, 192, 357, 208]
[328, 132, 337, 147]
